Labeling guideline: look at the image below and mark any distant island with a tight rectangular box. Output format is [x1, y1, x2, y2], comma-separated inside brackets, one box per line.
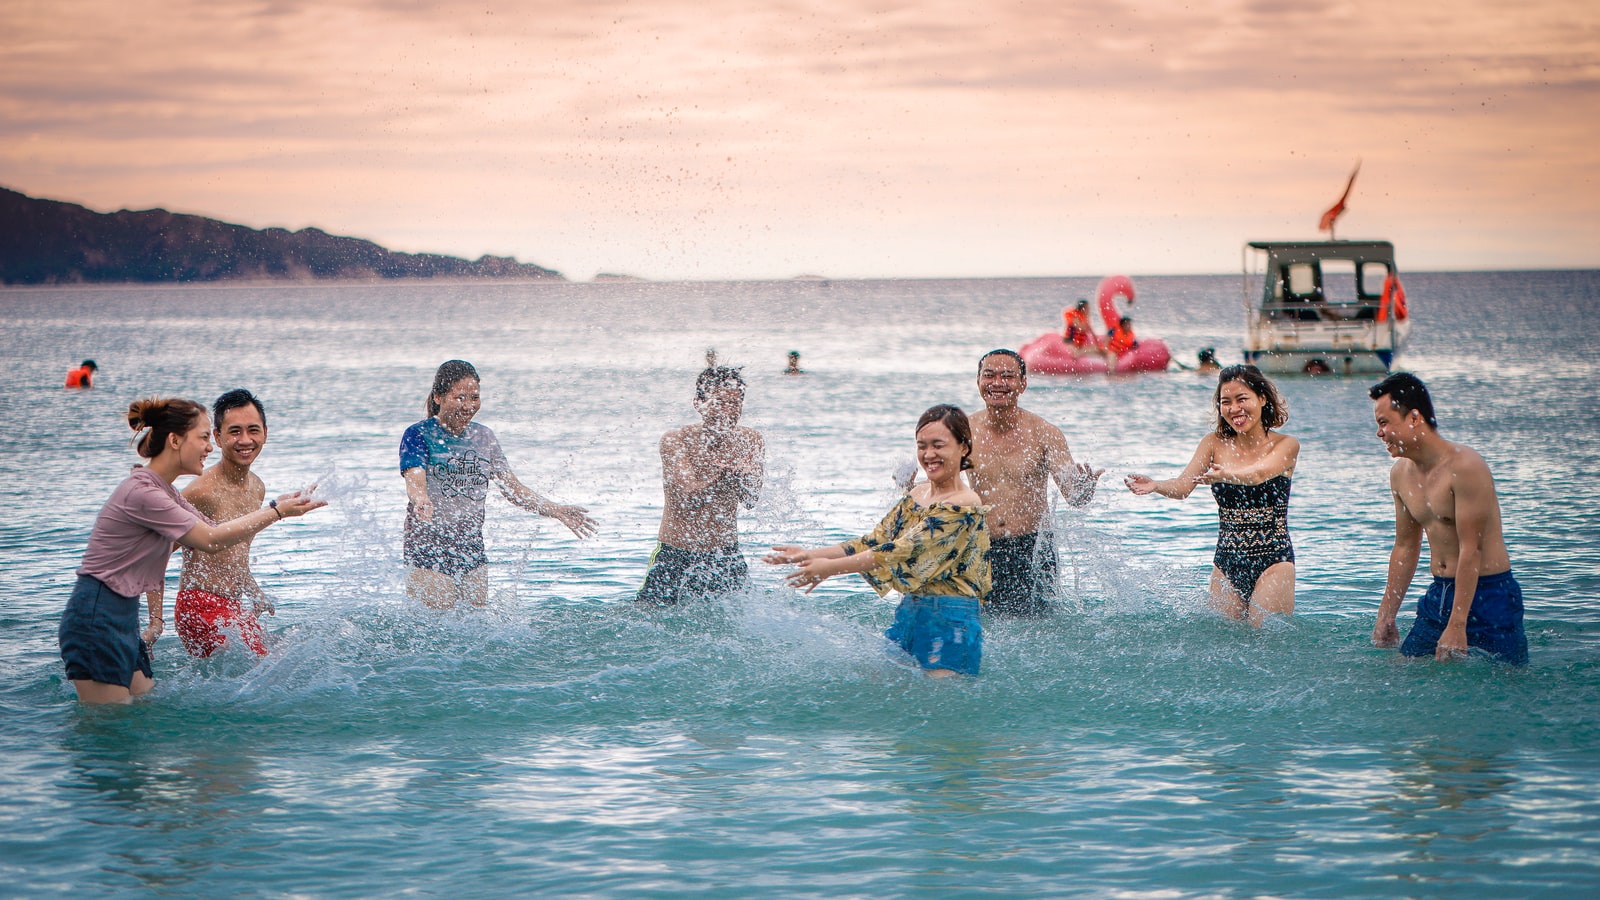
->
[0, 185, 564, 285]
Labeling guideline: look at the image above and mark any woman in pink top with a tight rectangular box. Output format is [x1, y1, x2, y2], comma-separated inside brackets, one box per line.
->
[59, 398, 325, 704]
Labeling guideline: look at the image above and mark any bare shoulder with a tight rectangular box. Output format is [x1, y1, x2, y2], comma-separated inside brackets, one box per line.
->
[735, 425, 764, 446]
[1389, 456, 1419, 487]
[249, 471, 267, 502]
[182, 468, 221, 510]
[949, 487, 983, 507]
[1275, 433, 1301, 455]
[1447, 441, 1496, 485]
[660, 424, 694, 451]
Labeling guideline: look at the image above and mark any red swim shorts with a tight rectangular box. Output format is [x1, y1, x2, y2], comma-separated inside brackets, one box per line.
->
[174, 589, 268, 658]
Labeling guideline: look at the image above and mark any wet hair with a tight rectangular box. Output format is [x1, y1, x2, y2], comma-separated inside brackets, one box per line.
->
[1368, 372, 1437, 429]
[1197, 348, 1218, 365]
[1075, 299, 1089, 308]
[1213, 364, 1288, 437]
[427, 360, 480, 417]
[695, 365, 746, 400]
[212, 388, 266, 429]
[978, 348, 1026, 379]
[126, 397, 207, 459]
[81, 359, 98, 371]
[916, 404, 974, 471]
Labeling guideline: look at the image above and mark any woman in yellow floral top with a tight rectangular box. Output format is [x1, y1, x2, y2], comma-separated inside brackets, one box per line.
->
[766, 405, 991, 676]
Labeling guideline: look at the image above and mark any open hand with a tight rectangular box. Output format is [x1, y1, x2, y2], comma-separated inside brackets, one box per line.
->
[550, 504, 598, 539]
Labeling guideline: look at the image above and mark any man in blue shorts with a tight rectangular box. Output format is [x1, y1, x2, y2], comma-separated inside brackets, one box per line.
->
[1369, 373, 1528, 665]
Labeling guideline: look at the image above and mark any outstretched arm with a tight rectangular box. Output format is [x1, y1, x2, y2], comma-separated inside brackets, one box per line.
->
[494, 468, 598, 538]
[1374, 473, 1423, 648]
[176, 492, 325, 554]
[1126, 437, 1214, 500]
[1045, 429, 1103, 507]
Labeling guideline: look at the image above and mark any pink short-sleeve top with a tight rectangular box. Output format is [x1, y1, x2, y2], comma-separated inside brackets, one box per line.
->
[77, 467, 208, 597]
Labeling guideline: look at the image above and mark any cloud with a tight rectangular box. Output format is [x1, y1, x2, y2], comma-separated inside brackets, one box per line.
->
[1, 0, 1596, 277]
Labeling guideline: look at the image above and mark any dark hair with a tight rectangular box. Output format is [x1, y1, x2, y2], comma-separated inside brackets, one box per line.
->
[1369, 372, 1437, 429]
[81, 359, 98, 371]
[427, 360, 480, 417]
[213, 388, 266, 429]
[916, 404, 974, 471]
[1213, 364, 1288, 437]
[1197, 348, 1218, 365]
[127, 397, 208, 459]
[978, 348, 1027, 379]
[695, 365, 746, 400]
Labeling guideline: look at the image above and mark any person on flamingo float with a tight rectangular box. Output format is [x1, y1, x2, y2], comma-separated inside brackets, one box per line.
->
[1061, 300, 1094, 353]
[765, 405, 991, 676]
[400, 360, 597, 609]
[59, 397, 325, 703]
[1125, 365, 1299, 626]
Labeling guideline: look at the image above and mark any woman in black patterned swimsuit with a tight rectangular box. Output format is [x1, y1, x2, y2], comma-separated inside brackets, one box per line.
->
[1125, 365, 1300, 626]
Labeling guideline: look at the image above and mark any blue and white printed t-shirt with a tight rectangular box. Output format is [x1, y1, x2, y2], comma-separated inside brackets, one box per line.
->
[398, 419, 512, 529]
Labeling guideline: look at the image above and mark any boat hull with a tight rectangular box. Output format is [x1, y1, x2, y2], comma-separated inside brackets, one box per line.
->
[1020, 333, 1171, 375]
[1243, 348, 1393, 375]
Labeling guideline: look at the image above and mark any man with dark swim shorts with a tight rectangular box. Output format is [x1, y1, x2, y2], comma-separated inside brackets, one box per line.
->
[638, 366, 764, 605]
[1370, 373, 1528, 665]
[176, 390, 281, 658]
[968, 349, 1103, 616]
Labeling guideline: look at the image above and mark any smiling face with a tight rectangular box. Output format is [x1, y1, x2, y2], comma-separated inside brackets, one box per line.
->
[916, 419, 967, 482]
[1373, 395, 1425, 457]
[977, 353, 1026, 410]
[433, 377, 481, 433]
[170, 419, 214, 477]
[1217, 379, 1264, 437]
[216, 404, 267, 468]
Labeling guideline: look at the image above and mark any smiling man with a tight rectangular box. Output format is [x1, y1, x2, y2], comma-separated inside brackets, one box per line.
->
[967, 349, 1102, 617]
[1369, 372, 1527, 666]
[173, 389, 281, 657]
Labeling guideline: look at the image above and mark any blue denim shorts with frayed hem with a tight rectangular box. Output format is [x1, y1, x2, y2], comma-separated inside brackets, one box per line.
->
[884, 594, 982, 676]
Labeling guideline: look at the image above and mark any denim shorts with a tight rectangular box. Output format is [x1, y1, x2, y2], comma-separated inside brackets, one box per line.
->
[884, 594, 983, 676]
[59, 574, 153, 687]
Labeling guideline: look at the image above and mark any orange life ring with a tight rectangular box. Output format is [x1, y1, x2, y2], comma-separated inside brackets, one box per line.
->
[1378, 274, 1408, 322]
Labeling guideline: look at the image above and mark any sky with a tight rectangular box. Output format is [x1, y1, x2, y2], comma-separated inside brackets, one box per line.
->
[4, 0, 1598, 280]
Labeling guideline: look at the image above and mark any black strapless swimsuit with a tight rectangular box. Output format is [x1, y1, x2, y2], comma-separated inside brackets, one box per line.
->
[1211, 475, 1295, 601]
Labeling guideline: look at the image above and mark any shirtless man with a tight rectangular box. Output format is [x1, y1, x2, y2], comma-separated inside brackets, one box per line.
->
[637, 366, 765, 605]
[968, 349, 1103, 616]
[1370, 373, 1527, 665]
[175, 389, 291, 657]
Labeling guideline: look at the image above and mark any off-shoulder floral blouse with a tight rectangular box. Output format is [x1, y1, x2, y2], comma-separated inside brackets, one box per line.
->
[840, 493, 991, 599]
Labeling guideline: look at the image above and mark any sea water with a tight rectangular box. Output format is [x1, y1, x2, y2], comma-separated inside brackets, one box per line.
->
[2, 273, 1598, 896]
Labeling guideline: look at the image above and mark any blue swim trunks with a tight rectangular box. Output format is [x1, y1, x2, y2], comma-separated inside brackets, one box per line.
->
[884, 594, 983, 676]
[1400, 570, 1528, 666]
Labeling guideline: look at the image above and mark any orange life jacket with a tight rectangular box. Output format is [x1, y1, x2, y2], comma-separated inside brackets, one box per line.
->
[65, 366, 93, 388]
[1105, 324, 1136, 355]
[1062, 308, 1094, 347]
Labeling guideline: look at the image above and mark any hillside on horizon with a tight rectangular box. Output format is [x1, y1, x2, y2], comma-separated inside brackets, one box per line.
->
[0, 186, 563, 285]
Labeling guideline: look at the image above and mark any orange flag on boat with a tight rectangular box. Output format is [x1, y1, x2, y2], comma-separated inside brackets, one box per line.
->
[1318, 161, 1361, 235]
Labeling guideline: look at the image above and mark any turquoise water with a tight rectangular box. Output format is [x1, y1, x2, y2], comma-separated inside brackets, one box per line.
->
[3, 273, 1599, 896]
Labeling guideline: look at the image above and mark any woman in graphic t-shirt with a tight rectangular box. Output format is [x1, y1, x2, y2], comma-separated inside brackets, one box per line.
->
[60, 398, 324, 704]
[400, 360, 598, 609]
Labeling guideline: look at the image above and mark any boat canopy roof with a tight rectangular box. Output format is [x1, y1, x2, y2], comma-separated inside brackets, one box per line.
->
[1247, 240, 1395, 267]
